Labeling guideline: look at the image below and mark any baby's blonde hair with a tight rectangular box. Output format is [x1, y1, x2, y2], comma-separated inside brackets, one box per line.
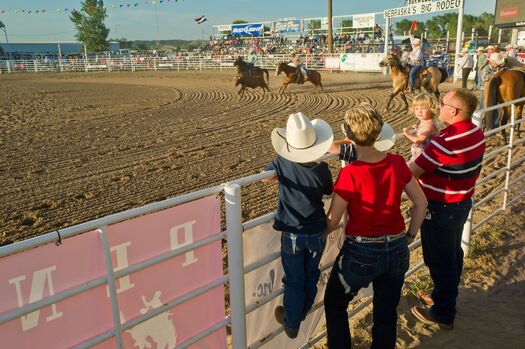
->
[344, 105, 383, 147]
[411, 93, 437, 116]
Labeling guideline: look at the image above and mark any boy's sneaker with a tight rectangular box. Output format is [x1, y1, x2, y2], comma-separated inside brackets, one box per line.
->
[416, 290, 434, 306]
[274, 306, 299, 339]
[411, 306, 454, 330]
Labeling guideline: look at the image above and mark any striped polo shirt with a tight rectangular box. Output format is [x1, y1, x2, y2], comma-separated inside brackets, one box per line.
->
[414, 119, 486, 203]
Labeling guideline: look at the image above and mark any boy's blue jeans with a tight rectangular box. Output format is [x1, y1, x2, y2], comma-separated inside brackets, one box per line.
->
[324, 236, 409, 349]
[281, 230, 326, 331]
[409, 65, 423, 90]
[421, 199, 471, 325]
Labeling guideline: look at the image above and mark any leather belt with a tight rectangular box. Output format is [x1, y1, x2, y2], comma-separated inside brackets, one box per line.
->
[346, 231, 406, 243]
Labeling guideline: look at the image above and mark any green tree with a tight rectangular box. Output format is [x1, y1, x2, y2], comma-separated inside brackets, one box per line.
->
[70, 0, 109, 52]
[341, 19, 353, 33]
[395, 19, 412, 35]
[308, 20, 321, 32]
[232, 20, 248, 24]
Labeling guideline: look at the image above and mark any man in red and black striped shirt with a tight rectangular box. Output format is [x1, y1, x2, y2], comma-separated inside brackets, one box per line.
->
[409, 88, 485, 329]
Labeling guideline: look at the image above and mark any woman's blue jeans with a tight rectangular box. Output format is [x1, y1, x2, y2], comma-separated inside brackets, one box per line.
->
[324, 236, 409, 349]
[421, 199, 471, 325]
[281, 231, 326, 331]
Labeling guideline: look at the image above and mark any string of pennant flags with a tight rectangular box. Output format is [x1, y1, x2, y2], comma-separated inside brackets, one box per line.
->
[0, 0, 184, 15]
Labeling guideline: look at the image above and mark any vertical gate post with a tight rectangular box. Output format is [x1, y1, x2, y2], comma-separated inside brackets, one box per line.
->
[453, 0, 464, 83]
[502, 104, 516, 211]
[461, 208, 473, 255]
[225, 183, 247, 349]
[383, 17, 390, 76]
[98, 226, 124, 348]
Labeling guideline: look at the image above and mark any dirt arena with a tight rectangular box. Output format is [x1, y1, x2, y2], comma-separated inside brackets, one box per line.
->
[0, 70, 522, 246]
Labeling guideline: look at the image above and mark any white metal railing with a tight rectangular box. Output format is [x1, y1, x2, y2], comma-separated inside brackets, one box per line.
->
[0, 53, 370, 74]
[0, 97, 523, 348]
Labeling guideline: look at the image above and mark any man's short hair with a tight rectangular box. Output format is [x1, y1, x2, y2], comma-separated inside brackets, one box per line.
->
[344, 105, 383, 147]
[448, 88, 478, 115]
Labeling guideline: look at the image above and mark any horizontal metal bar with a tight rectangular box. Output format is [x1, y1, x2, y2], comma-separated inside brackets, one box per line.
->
[473, 188, 505, 209]
[73, 329, 115, 349]
[242, 212, 275, 231]
[473, 208, 504, 232]
[478, 97, 525, 113]
[483, 144, 510, 160]
[405, 261, 425, 278]
[476, 166, 508, 186]
[511, 155, 525, 167]
[245, 251, 280, 274]
[484, 125, 508, 138]
[513, 137, 525, 146]
[509, 173, 525, 187]
[177, 318, 231, 349]
[0, 185, 224, 258]
[0, 276, 107, 325]
[115, 231, 227, 279]
[122, 275, 228, 331]
[508, 192, 525, 207]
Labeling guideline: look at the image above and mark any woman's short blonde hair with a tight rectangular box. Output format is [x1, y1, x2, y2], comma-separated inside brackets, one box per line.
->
[411, 93, 437, 116]
[344, 105, 383, 147]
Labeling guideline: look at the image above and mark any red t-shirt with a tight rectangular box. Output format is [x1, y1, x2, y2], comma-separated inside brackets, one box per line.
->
[333, 153, 413, 236]
[414, 119, 485, 203]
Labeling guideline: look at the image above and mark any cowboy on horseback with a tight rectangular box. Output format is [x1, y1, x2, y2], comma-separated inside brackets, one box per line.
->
[408, 30, 425, 96]
[290, 52, 308, 84]
[246, 49, 258, 76]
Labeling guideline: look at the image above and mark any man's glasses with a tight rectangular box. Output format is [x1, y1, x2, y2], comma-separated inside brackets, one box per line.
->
[440, 99, 462, 111]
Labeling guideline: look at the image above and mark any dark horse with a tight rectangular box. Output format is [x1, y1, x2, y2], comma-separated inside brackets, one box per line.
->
[233, 56, 269, 81]
[275, 62, 323, 94]
[379, 54, 447, 110]
[233, 56, 270, 97]
[483, 67, 525, 142]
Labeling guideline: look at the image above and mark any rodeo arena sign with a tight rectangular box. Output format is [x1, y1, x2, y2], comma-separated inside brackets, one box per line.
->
[272, 19, 303, 34]
[384, 0, 463, 18]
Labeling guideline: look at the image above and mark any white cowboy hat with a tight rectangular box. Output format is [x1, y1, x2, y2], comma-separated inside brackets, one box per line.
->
[461, 47, 468, 52]
[488, 52, 505, 65]
[340, 121, 396, 152]
[485, 45, 496, 51]
[476, 46, 485, 51]
[374, 122, 396, 152]
[412, 38, 421, 46]
[506, 44, 515, 49]
[271, 112, 333, 163]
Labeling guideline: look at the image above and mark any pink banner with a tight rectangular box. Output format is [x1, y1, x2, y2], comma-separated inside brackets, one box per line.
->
[0, 196, 226, 349]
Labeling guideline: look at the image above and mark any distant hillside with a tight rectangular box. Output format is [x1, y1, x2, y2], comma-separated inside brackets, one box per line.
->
[114, 39, 203, 51]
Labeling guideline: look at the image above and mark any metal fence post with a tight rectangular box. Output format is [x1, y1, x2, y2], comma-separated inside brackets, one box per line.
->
[224, 183, 247, 349]
[98, 226, 124, 348]
[502, 103, 516, 211]
[461, 208, 473, 255]
[7, 60, 11, 73]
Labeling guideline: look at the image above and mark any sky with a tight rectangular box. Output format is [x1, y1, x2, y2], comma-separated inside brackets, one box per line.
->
[0, 0, 497, 43]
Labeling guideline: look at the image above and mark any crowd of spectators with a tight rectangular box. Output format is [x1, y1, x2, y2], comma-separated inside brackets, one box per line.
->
[199, 30, 385, 56]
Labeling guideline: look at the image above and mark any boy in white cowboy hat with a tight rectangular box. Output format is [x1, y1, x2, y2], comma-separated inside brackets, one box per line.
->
[323, 105, 427, 348]
[263, 112, 334, 339]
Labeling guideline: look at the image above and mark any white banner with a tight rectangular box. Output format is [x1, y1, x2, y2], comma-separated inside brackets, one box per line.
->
[325, 56, 341, 69]
[352, 14, 376, 29]
[243, 199, 372, 348]
[340, 53, 385, 72]
[217, 24, 232, 32]
[384, 0, 463, 18]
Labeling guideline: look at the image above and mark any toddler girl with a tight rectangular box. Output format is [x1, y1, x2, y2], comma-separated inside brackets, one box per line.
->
[403, 93, 439, 163]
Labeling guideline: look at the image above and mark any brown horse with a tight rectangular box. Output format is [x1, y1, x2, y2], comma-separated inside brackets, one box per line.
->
[233, 56, 270, 82]
[235, 75, 270, 97]
[379, 54, 447, 110]
[483, 68, 525, 142]
[275, 62, 323, 94]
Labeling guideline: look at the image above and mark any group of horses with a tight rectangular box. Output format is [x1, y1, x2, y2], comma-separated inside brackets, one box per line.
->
[234, 54, 524, 140]
[233, 57, 323, 97]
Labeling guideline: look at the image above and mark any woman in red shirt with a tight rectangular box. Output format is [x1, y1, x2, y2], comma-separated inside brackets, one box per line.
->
[323, 105, 427, 349]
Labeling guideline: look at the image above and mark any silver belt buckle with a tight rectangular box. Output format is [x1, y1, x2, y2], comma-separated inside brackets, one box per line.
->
[386, 235, 391, 242]
[356, 236, 363, 242]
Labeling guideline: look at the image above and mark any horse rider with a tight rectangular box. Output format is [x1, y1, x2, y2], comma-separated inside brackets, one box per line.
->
[290, 52, 308, 84]
[400, 46, 411, 68]
[246, 49, 258, 76]
[408, 29, 425, 95]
